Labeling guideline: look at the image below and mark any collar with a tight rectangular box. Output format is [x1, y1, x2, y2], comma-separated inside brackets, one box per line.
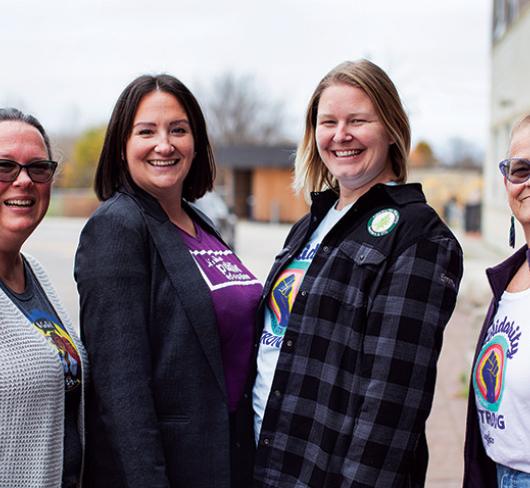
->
[116, 185, 223, 242]
[309, 183, 425, 219]
[486, 244, 529, 300]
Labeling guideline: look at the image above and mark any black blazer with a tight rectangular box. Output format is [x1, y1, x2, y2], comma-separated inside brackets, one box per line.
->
[75, 187, 254, 488]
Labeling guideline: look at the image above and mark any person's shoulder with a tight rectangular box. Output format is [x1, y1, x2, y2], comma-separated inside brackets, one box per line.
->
[81, 191, 147, 239]
[391, 185, 456, 240]
[93, 191, 143, 220]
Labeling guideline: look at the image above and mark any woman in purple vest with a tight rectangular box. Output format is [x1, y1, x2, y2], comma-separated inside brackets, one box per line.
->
[464, 116, 530, 487]
[75, 74, 262, 488]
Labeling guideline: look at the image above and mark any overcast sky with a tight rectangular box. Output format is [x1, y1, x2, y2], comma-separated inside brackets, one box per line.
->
[2, 0, 491, 156]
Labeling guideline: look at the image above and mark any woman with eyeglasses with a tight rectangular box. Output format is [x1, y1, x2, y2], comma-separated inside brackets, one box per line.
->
[0, 108, 87, 488]
[464, 115, 530, 488]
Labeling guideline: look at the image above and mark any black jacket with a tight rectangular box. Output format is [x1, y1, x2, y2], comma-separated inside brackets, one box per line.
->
[254, 184, 463, 487]
[75, 187, 254, 488]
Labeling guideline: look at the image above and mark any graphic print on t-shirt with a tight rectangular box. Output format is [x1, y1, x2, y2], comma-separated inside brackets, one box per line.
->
[188, 249, 260, 291]
[269, 265, 307, 337]
[29, 309, 81, 391]
[474, 315, 521, 414]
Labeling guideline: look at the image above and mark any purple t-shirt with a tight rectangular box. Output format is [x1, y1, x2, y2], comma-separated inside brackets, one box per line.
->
[179, 223, 262, 412]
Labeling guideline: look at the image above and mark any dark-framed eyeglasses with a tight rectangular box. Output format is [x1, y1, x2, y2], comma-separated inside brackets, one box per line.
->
[499, 157, 530, 184]
[0, 159, 58, 183]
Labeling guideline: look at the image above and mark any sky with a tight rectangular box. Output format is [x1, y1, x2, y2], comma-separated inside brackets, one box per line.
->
[2, 0, 491, 158]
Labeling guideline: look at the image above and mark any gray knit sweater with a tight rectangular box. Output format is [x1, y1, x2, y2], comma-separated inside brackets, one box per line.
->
[0, 254, 88, 488]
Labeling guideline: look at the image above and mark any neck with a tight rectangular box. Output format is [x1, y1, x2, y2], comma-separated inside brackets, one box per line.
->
[160, 199, 196, 236]
[524, 224, 530, 249]
[337, 167, 397, 210]
[0, 249, 25, 293]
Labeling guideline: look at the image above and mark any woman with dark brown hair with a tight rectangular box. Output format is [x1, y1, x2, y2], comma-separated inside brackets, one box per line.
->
[75, 74, 262, 488]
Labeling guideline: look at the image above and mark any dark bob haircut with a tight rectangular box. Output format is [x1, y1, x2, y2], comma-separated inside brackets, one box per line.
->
[0, 107, 52, 159]
[95, 74, 215, 201]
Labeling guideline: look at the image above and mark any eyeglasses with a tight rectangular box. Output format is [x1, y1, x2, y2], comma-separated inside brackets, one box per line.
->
[499, 158, 530, 184]
[0, 159, 58, 183]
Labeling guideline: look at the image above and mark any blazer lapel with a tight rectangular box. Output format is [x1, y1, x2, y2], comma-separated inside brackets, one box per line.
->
[141, 204, 227, 401]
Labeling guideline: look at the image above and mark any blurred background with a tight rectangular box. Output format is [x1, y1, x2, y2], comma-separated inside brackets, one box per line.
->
[7, 0, 530, 485]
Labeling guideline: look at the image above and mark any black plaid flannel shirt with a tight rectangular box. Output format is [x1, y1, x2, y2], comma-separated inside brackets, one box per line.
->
[253, 183, 463, 487]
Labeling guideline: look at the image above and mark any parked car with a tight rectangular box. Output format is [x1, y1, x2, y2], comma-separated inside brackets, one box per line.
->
[192, 191, 237, 249]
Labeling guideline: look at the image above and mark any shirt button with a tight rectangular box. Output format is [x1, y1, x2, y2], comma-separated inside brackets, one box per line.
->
[312, 216, 317, 222]
[243, 393, 249, 399]
[263, 438, 271, 446]
[300, 290, 307, 297]
[273, 389, 281, 398]
[285, 339, 294, 348]
[322, 246, 330, 253]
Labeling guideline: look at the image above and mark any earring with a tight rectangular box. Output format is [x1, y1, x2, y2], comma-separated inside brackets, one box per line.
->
[509, 214, 515, 248]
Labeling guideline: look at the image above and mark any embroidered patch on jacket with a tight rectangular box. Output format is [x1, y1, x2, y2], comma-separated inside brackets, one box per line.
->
[367, 208, 400, 236]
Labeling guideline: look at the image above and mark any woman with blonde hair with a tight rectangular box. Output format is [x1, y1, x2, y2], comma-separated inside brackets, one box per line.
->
[252, 59, 463, 487]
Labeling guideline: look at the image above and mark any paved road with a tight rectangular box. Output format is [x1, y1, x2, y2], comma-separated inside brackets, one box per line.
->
[22, 217, 506, 485]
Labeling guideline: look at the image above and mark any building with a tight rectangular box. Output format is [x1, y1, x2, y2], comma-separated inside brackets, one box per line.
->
[484, 0, 530, 250]
[215, 145, 308, 223]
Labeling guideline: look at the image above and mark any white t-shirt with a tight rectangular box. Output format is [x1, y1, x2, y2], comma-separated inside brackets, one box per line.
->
[252, 201, 353, 444]
[473, 287, 530, 473]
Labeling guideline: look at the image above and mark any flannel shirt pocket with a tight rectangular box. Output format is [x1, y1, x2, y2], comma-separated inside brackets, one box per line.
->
[322, 242, 387, 310]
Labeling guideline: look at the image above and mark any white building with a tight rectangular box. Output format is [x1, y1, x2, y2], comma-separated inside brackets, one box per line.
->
[485, 0, 530, 250]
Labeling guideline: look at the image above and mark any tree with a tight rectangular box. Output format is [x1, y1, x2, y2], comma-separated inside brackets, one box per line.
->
[201, 73, 288, 145]
[409, 140, 437, 167]
[61, 126, 106, 188]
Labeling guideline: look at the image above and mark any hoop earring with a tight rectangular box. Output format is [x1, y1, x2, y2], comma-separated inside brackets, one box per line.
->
[509, 214, 515, 248]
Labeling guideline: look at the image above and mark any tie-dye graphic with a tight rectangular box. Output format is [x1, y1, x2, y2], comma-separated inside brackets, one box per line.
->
[269, 266, 307, 336]
[474, 336, 507, 411]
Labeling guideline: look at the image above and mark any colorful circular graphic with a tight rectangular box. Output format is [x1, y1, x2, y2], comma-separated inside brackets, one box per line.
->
[367, 208, 400, 237]
[473, 336, 508, 412]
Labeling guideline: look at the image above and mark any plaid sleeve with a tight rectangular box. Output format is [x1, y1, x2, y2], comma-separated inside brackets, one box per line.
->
[340, 235, 463, 487]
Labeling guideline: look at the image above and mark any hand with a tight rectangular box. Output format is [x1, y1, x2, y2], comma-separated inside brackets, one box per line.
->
[482, 351, 499, 404]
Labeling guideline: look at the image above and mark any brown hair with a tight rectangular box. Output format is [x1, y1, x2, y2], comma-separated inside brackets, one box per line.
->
[95, 74, 215, 201]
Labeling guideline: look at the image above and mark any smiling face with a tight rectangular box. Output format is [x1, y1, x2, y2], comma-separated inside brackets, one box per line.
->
[315, 83, 395, 204]
[506, 123, 530, 233]
[0, 121, 51, 251]
[125, 90, 195, 208]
